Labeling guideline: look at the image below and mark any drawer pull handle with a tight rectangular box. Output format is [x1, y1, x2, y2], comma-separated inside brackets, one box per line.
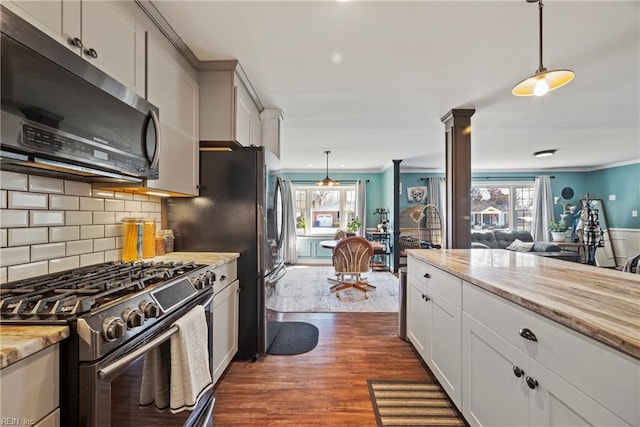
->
[423, 273, 431, 278]
[84, 48, 98, 59]
[220, 275, 227, 282]
[421, 294, 430, 302]
[519, 328, 538, 342]
[526, 376, 539, 390]
[512, 366, 524, 378]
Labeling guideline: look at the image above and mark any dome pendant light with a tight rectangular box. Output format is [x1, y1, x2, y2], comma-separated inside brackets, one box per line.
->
[317, 150, 339, 187]
[512, 0, 574, 97]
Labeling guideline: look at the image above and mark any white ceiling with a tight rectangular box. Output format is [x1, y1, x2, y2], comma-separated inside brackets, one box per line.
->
[152, 0, 640, 173]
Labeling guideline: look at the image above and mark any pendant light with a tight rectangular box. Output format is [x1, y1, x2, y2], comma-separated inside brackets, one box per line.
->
[512, 0, 574, 97]
[316, 150, 339, 187]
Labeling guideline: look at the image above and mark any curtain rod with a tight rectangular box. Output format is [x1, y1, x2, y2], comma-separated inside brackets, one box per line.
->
[420, 176, 554, 180]
[472, 175, 555, 180]
[286, 179, 370, 184]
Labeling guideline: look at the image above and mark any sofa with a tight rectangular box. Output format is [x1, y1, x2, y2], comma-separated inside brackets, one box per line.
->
[471, 230, 580, 262]
[471, 230, 560, 252]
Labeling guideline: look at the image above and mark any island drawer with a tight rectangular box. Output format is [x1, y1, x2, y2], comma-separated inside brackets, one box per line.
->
[408, 258, 461, 307]
[463, 281, 639, 426]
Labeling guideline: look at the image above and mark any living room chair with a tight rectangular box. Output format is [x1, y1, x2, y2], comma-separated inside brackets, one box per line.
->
[328, 237, 376, 298]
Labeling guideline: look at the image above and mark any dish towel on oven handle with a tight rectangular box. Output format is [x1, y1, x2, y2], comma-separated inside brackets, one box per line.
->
[139, 304, 212, 413]
[169, 304, 213, 414]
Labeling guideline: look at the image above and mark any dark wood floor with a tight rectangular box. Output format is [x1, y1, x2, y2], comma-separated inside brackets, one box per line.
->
[212, 312, 433, 426]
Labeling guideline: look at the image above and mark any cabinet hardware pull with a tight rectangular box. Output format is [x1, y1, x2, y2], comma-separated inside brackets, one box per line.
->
[423, 273, 431, 278]
[84, 48, 98, 59]
[519, 328, 538, 342]
[421, 294, 430, 302]
[220, 275, 227, 281]
[525, 376, 539, 390]
[512, 366, 524, 378]
[68, 37, 83, 49]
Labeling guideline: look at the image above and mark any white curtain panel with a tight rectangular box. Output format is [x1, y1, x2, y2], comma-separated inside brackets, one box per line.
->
[356, 179, 367, 237]
[531, 176, 554, 241]
[428, 177, 446, 247]
[282, 179, 298, 264]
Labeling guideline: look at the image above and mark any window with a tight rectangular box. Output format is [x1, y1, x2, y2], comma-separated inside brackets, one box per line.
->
[471, 183, 535, 232]
[293, 184, 357, 235]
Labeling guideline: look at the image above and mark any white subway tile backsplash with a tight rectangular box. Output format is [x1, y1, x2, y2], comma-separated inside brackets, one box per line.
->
[141, 202, 158, 212]
[0, 246, 30, 267]
[8, 228, 48, 246]
[105, 199, 125, 211]
[92, 190, 114, 198]
[114, 192, 133, 200]
[29, 176, 64, 194]
[0, 171, 28, 191]
[66, 239, 93, 256]
[9, 191, 48, 209]
[81, 252, 104, 267]
[104, 249, 121, 262]
[66, 211, 93, 225]
[94, 237, 115, 252]
[8, 261, 48, 282]
[49, 256, 80, 273]
[64, 180, 91, 196]
[0, 210, 28, 227]
[50, 226, 80, 242]
[81, 225, 104, 239]
[0, 174, 167, 276]
[80, 197, 104, 211]
[105, 224, 123, 237]
[50, 195, 80, 210]
[31, 242, 66, 262]
[125, 201, 142, 212]
[93, 211, 115, 225]
[30, 211, 64, 226]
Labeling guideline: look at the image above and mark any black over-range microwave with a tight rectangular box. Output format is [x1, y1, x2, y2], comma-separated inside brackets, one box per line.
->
[0, 6, 160, 183]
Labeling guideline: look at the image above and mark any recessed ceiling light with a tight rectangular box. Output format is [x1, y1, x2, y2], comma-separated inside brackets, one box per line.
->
[533, 149, 557, 158]
[331, 52, 343, 64]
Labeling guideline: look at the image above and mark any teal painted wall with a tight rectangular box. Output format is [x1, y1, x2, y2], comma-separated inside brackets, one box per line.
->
[586, 163, 640, 229]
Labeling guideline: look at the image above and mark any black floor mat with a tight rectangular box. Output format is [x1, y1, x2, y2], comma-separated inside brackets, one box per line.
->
[266, 321, 319, 355]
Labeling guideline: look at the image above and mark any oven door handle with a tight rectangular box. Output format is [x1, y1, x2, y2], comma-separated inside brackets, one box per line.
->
[98, 293, 214, 381]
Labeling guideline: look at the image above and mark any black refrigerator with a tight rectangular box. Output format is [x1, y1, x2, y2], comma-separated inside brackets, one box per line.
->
[165, 146, 284, 360]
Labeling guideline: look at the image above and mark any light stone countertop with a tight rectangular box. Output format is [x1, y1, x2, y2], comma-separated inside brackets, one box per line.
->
[407, 249, 640, 360]
[0, 325, 69, 369]
[0, 252, 239, 369]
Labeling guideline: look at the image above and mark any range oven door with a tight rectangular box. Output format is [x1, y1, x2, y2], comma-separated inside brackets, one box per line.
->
[78, 292, 214, 427]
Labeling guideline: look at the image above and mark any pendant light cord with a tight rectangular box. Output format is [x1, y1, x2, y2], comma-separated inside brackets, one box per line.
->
[538, 0, 545, 72]
[324, 150, 330, 179]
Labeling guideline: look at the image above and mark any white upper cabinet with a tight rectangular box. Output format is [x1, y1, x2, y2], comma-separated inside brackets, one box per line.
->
[3, 0, 144, 96]
[199, 61, 263, 147]
[145, 31, 199, 196]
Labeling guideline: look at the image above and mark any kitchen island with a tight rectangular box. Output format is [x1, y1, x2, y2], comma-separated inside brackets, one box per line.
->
[406, 248, 640, 427]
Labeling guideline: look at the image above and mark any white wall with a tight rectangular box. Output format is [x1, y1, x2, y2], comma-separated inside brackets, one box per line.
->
[0, 171, 161, 283]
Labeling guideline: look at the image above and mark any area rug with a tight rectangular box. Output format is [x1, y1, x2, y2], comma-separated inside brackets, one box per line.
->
[266, 321, 319, 355]
[267, 265, 399, 313]
[367, 380, 465, 426]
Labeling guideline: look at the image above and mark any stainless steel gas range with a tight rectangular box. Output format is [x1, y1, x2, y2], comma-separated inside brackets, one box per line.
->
[0, 260, 217, 427]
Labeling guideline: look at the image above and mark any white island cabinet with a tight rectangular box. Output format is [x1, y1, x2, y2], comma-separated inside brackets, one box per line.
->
[3, 0, 145, 96]
[407, 250, 640, 427]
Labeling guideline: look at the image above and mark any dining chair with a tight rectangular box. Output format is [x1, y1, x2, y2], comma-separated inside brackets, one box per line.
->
[327, 236, 376, 298]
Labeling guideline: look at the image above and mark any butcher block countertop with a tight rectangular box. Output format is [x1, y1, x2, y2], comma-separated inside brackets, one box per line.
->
[0, 252, 239, 369]
[407, 249, 640, 360]
[0, 325, 69, 369]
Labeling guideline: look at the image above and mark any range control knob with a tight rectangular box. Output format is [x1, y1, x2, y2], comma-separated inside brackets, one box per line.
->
[139, 300, 160, 319]
[204, 271, 215, 287]
[103, 317, 126, 342]
[123, 307, 144, 328]
[193, 274, 206, 290]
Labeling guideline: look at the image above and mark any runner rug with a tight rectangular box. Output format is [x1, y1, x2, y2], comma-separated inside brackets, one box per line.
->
[367, 380, 465, 426]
